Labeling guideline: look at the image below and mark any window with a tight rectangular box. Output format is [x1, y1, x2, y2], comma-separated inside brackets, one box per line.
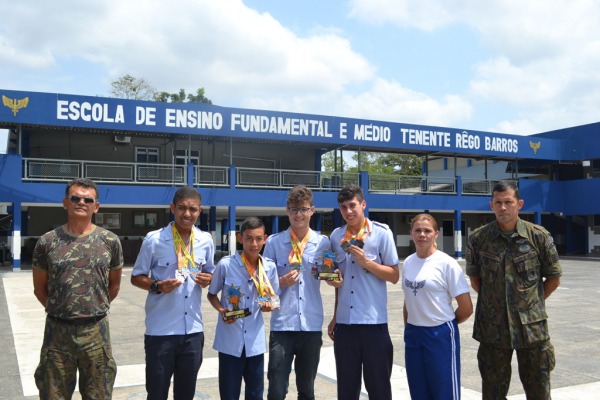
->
[174, 149, 200, 166]
[136, 147, 159, 163]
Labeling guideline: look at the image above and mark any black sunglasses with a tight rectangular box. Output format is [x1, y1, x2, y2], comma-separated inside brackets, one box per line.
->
[68, 195, 96, 204]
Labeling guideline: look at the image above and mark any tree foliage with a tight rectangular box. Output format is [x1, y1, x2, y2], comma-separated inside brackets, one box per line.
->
[155, 88, 212, 104]
[110, 74, 212, 104]
[110, 74, 156, 100]
[322, 150, 422, 176]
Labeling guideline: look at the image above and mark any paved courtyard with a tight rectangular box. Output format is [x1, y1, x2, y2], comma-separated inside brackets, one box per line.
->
[1, 258, 598, 399]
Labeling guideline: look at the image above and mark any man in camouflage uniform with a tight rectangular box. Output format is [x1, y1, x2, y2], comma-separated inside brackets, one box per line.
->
[32, 178, 124, 400]
[466, 181, 561, 399]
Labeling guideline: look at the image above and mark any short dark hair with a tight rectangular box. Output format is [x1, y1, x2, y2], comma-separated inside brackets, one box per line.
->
[239, 217, 265, 234]
[287, 185, 313, 206]
[337, 184, 364, 204]
[492, 181, 520, 200]
[172, 186, 201, 205]
[65, 178, 99, 199]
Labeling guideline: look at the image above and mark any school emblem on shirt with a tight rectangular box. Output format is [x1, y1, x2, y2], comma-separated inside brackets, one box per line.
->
[405, 279, 426, 296]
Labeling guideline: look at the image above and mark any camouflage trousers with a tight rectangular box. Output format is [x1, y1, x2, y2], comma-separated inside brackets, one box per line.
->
[477, 341, 555, 400]
[35, 315, 117, 400]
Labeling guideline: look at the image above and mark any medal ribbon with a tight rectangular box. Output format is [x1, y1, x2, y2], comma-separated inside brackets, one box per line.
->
[342, 218, 370, 245]
[172, 223, 194, 270]
[288, 230, 310, 266]
[241, 253, 275, 298]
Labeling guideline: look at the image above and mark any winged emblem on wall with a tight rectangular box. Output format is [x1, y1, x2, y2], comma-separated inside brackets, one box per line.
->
[529, 140, 541, 154]
[2, 95, 29, 116]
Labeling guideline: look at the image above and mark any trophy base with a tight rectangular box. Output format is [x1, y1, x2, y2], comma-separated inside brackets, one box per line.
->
[223, 308, 251, 321]
[318, 272, 341, 281]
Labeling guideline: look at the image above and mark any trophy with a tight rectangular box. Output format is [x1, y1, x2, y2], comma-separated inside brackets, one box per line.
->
[223, 283, 251, 321]
[318, 249, 341, 281]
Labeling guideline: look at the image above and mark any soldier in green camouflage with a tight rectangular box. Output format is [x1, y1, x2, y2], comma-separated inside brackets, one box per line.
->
[32, 178, 124, 400]
[466, 181, 561, 400]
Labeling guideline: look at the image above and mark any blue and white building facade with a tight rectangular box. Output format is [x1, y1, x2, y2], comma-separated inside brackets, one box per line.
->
[2, 88, 600, 271]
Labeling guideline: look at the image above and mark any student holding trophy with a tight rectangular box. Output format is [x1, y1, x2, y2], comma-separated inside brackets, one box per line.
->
[264, 185, 342, 400]
[208, 217, 279, 400]
[131, 186, 215, 400]
[328, 184, 400, 400]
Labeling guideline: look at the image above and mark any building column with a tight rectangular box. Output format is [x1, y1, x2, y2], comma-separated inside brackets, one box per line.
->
[209, 206, 217, 246]
[333, 209, 343, 230]
[12, 202, 21, 271]
[454, 209, 462, 259]
[228, 206, 236, 255]
[187, 162, 194, 186]
[313, 213, 322, 234]
[221, 219, 229, 252]
[271, 215, 279, 235]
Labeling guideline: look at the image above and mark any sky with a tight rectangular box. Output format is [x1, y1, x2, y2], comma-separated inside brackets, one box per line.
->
[2, 0, 600, 140]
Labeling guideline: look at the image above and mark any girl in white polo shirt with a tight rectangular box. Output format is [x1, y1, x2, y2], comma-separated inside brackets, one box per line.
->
[402, 214, 473, 400]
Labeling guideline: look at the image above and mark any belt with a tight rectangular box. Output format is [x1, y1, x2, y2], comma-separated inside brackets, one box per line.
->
[47, 314, 106, 325]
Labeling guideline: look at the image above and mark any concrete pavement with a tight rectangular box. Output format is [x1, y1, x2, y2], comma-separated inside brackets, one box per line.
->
[1, 258, 599, 399]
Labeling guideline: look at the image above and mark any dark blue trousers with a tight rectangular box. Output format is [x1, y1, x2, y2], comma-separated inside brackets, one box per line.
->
[333, 323, 393, 400]
[218, 348, 264, 400]
[267, 331, 322, 400]
[144, 332, 204, 400]
[405, 319, 461, 400]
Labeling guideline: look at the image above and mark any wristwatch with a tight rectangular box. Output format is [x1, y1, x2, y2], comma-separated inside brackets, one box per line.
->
[150, 280, 161, 294]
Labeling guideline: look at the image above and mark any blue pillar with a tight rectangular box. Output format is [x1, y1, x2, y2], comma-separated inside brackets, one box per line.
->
[534, 211, 542, 226]
[454, 209, 462, 259]
[209, 206, 217, 246]
[187, 162, 194, 186]
[221, 219, 229, 252]
[12, 202, 21, 271]
[200, 210, 208, 231]
[565, 215, 573, 255]
[271, 215, 279, 235]
[313, 213, 322, 234]
[360, 171, 369, 219]
[333, 209, 343, 229]
[585, 216, 590, 254]
[229, 164, 236, 189]
[228, 206, 236, 255]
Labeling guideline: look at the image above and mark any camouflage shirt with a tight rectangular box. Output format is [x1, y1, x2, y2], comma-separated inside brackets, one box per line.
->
[32, 225, 124, 319]
[466, 219, 562, 349]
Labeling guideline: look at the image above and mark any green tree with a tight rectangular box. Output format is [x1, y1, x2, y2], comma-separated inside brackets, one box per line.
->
[110, 74, 156, 100]
[110, 75, 212, 104]
[322, 150, 422, 176]
[154, 88, 212, 104]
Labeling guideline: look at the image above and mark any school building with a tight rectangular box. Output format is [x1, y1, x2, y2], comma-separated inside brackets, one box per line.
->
[1, 88, 600, 270]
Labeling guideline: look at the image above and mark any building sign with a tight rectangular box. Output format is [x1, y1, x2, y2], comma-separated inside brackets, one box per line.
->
[0, 89, 561, 159]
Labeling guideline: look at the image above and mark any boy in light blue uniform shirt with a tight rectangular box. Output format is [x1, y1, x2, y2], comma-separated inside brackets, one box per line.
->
[208, 217, 279, 400]
[327, 184, 400, 400]
[131, 186, 215, 400]
[264, 185, 342, 400]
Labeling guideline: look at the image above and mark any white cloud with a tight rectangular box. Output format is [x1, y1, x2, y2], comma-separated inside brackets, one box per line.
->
[349, 0, 600, 133]
[5, 0, 600, 134]
[0, 0, 375, 103]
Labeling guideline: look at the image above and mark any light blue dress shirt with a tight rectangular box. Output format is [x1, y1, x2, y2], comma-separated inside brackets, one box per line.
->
[330, 219, 399, 325]
[264, 228, 331, 332]
[208, 252, 279, 358]
[132, 222, 215, 336]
